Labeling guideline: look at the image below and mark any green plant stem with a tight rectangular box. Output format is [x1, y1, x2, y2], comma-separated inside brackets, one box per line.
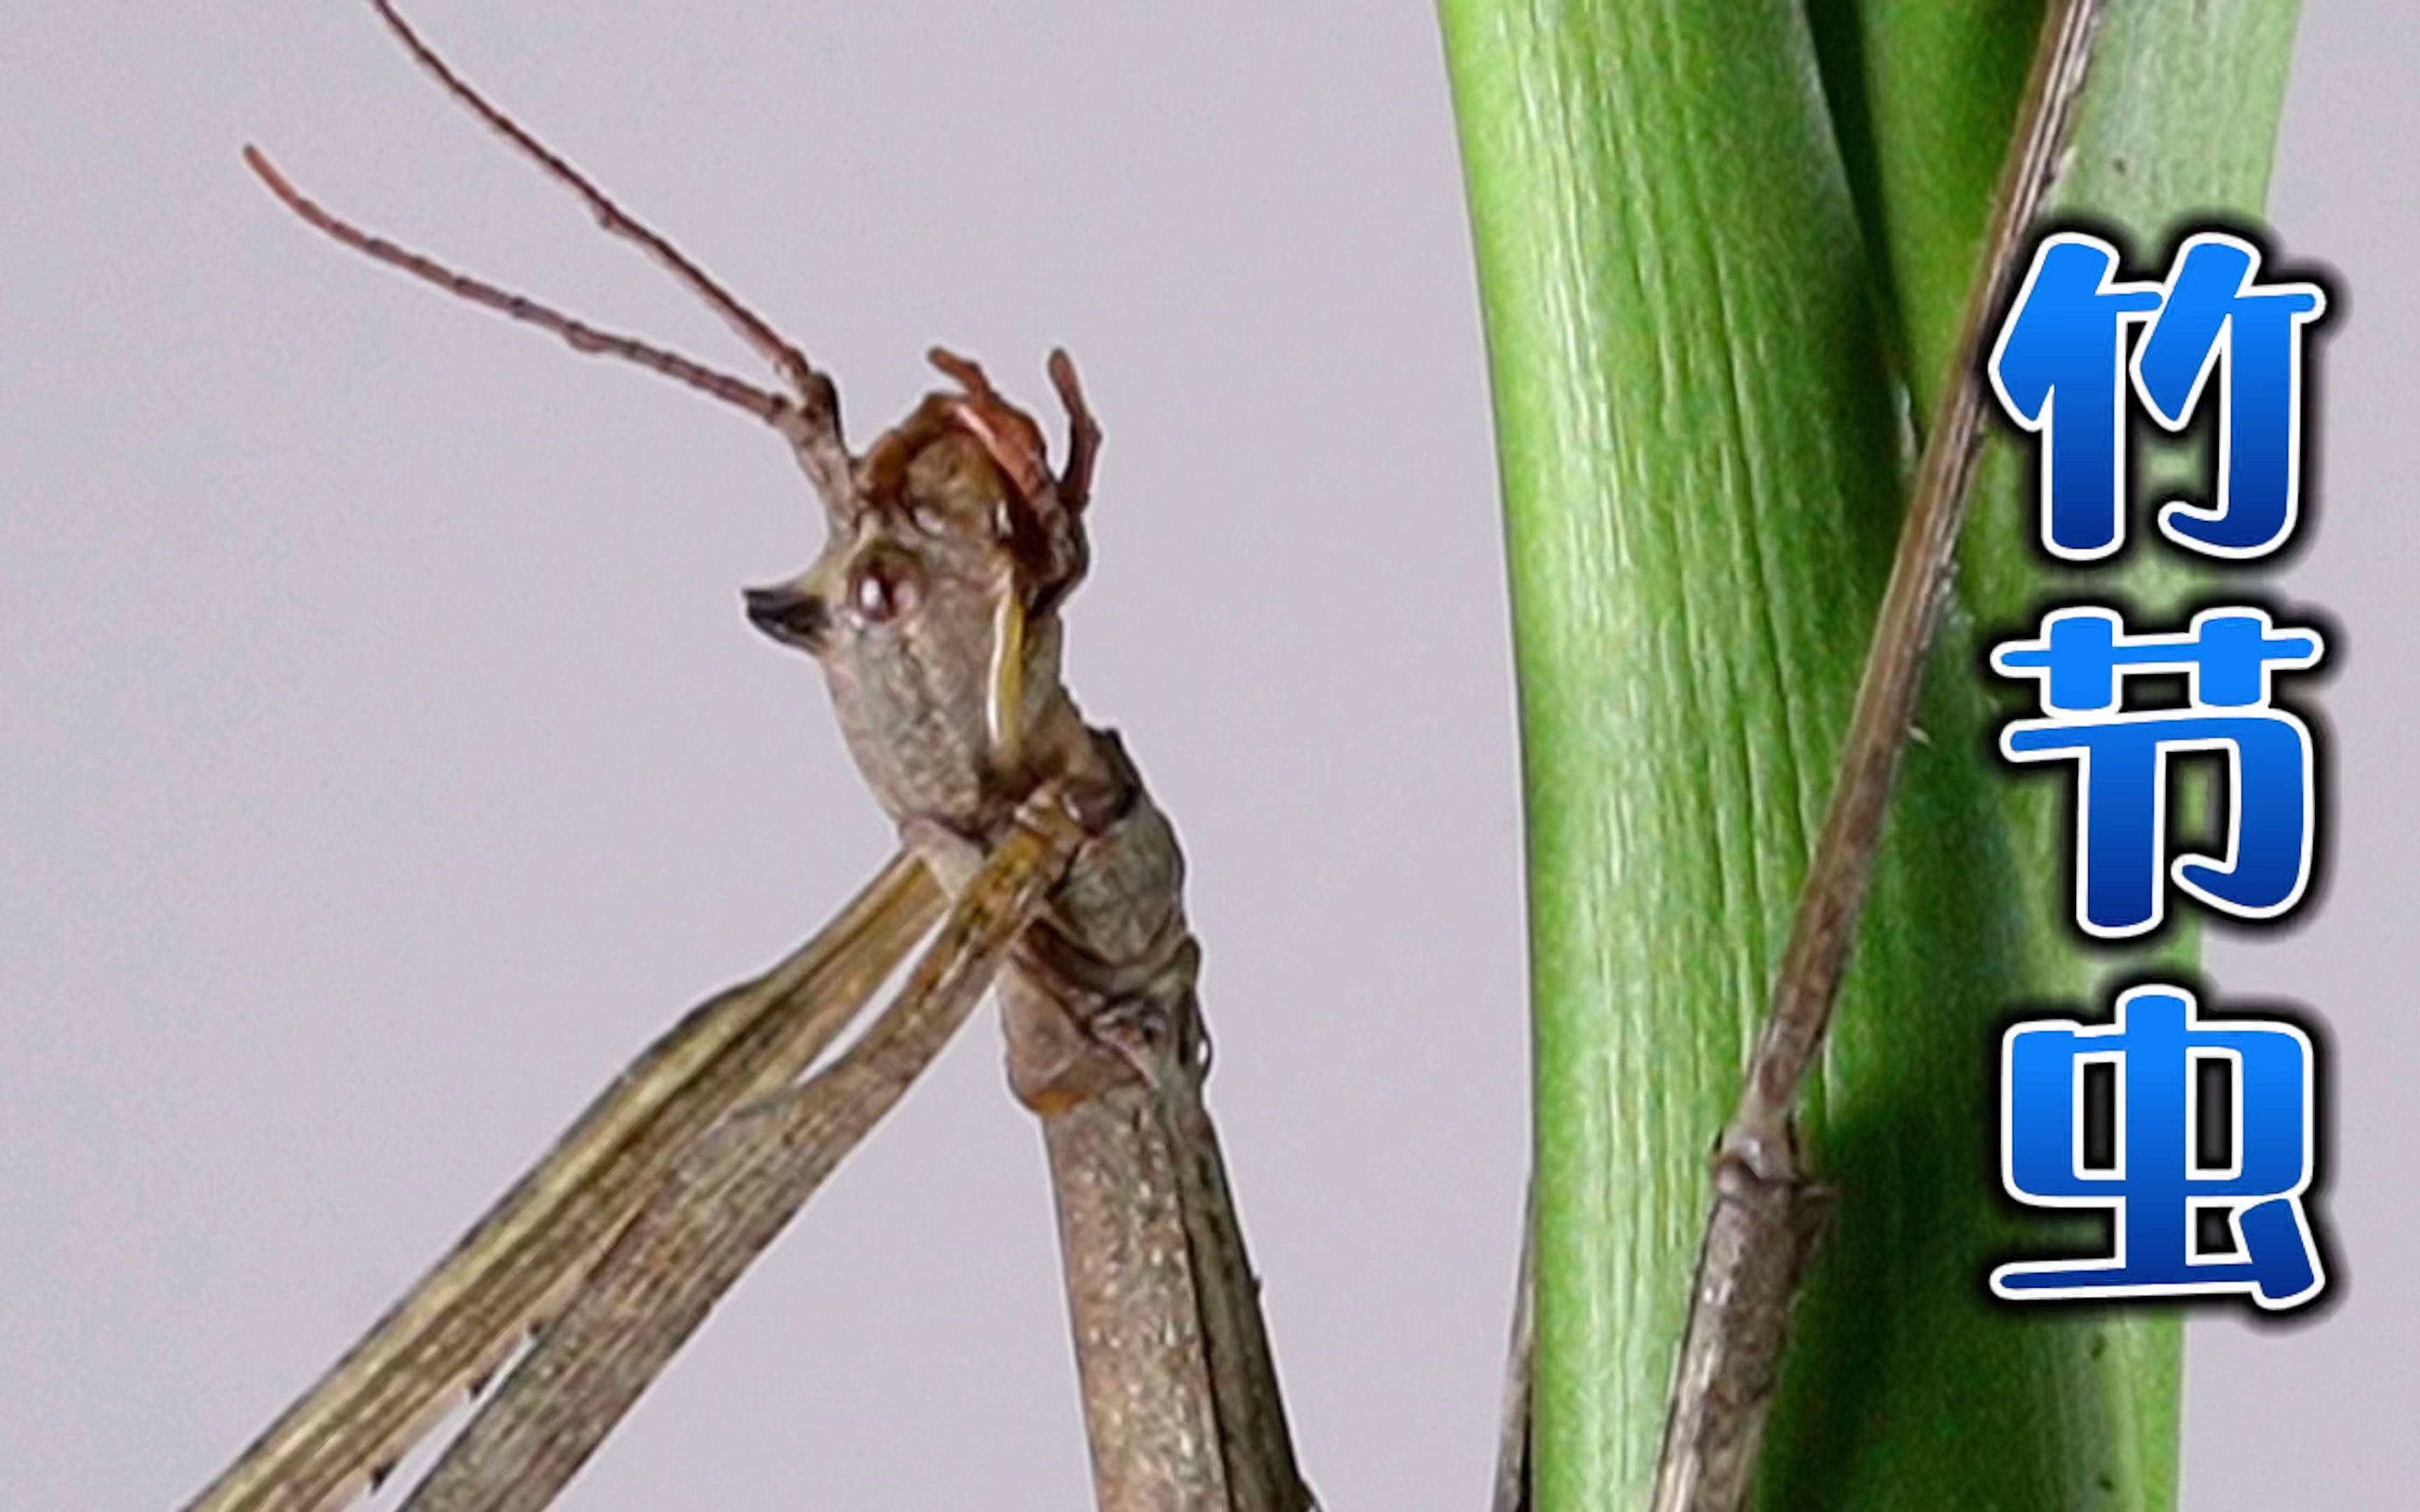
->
[1438, 1, 2301, 1506]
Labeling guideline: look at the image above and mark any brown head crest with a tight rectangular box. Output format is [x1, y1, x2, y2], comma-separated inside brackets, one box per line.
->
[858, 348, 1101, 617]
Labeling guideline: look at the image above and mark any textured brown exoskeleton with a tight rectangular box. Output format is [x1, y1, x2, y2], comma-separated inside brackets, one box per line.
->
[192, 4, 1310, 1511]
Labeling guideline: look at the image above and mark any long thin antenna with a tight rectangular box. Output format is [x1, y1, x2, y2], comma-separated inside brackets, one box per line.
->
[243, 146, 795, 427]
[368, 0, 823, 404]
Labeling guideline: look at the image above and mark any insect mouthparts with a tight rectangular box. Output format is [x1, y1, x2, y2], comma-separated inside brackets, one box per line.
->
[742, 582, 829, 651]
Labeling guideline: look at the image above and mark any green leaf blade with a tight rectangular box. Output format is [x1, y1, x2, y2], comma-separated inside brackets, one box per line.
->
[1440, 1, 2303, 1506]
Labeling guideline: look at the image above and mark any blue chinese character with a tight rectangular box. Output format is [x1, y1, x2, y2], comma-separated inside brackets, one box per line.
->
[2135, 234, 2328, 558]
[1988, 232, 2326, 561]
[1989, 233, 2163, 561]
[1991, 607, 2323, 939]
[1994, 984, 2325, 1310]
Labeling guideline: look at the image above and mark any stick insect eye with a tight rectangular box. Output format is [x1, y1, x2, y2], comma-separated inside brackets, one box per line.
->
[849, 547, 924, 625]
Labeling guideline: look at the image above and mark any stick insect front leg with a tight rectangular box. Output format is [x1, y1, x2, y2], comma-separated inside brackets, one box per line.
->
[396, 797, 1087, 1512]
[185, 850, 944, 1512]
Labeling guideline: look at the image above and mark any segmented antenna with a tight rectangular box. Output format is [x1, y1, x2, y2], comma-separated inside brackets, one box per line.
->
[243, 146, 793, 425]
[245, 1, 854, 505]
[366, 1, 824, 405]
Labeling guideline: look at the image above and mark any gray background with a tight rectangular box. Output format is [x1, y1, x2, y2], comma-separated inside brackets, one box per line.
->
[0, 3, 2404, 1507]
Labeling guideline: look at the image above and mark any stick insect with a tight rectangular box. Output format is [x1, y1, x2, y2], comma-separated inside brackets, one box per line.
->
[192, 5, 1310, 1510]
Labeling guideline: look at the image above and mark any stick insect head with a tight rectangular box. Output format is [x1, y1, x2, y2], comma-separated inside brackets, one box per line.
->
[744, 348, 1104, 831]
[241, 3, 1104, 830]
